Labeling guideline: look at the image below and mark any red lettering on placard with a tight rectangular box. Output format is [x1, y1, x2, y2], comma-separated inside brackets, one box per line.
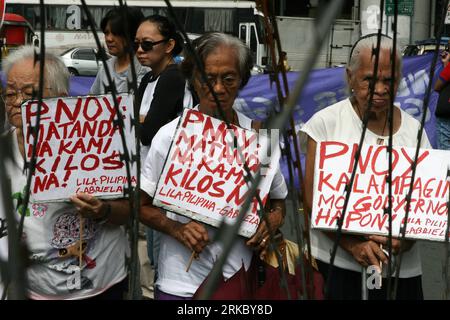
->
[319, 141, 348, 170]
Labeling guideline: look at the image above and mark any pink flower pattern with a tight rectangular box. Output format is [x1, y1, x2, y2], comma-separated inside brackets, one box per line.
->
[32, 203, 48, 217]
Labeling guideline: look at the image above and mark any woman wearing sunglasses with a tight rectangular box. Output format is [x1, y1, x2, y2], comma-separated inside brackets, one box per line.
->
[135, 15, 194, 159]
[89, 7, 149, 95]
[134, 15, 194, 298]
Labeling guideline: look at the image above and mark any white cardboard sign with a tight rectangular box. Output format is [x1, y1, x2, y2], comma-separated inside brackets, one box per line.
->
[153, 109, 281, 238]
[312, 141, 450, 242]
[22, 94, 137, 202]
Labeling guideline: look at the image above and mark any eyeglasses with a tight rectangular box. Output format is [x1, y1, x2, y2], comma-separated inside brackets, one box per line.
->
[133, 39, 168, 52]
[2, 85, 36, 105]
[200, 74, 240, 89]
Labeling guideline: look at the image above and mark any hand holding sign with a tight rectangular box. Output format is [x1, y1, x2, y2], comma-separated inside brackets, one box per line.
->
[246, 205, 285, 259]
[345, 236, 388, 268]
[174, 220, 209, 254]
[367, 235, 413, 255]
[22, 94, 137, 202]
[153, 109, 281, 238]
[70, 192, 111, 221]
[311, 141, 450, 242]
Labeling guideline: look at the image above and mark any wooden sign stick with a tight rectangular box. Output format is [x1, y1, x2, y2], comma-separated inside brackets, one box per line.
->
[79, 215, 83, 268]
[186, 251, 196, 272]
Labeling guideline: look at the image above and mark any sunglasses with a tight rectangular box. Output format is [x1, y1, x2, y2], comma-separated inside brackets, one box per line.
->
[133, 39, 168, 52]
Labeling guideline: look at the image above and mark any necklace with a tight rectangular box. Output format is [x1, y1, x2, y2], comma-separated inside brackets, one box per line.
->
[354, 102, 363, 120]
[353, 100, 389, 145]
[377, 116, 389, 145]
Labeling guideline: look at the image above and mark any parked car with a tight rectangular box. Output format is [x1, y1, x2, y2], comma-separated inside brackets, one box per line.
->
[402, 37, 450, 57]
[60, 47, 106, 76]
[251, 64, 267, 75]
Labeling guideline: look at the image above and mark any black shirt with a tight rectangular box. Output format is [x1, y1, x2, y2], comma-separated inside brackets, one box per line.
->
[136, 64, 192, 146]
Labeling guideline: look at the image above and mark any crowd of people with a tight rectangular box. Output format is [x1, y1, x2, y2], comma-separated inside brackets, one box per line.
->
[0, 6, 440, 301]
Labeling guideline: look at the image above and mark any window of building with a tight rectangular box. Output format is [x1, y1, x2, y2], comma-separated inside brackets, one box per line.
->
[275, 0, 355, 20]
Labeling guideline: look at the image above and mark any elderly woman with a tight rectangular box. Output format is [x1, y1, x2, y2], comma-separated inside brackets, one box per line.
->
[89, 7, 149, 95]
[140, 32, 288, 300]
[3, 45, 130, 300]
[301, 34, 431, 300]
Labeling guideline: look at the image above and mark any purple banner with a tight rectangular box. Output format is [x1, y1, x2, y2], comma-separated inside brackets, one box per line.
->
[70, 53, 440, 146]
[235, 53, 440, 147]
[69, 54, 440, 188]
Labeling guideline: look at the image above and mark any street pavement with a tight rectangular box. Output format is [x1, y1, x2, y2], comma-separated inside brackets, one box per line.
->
[420, 240, 446, 300]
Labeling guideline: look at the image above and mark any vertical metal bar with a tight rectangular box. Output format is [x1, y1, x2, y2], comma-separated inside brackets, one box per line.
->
[362, 267, 368, 300]
[385, 0, 399, 300]
[163, 0, 273, 300]
[1, 135, 26, 300]
[442, 171, 450, 300]
[325, 0, 386, 298]
[393, 0, 450, 298]
[78, 0, 136, 299]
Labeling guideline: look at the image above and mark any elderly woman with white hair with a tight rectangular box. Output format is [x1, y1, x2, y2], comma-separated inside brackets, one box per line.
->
[301, 34, 431, 300]
[2, 45, 130, 300]
[140, 32, 288, 300]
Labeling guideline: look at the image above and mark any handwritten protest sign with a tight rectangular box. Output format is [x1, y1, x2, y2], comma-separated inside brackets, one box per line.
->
[153, 109, 280, 238]
[311, 141, 450, 242]
[22, 94, 136, 202]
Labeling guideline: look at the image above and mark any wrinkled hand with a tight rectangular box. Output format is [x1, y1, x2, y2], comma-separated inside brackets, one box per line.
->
[246, 208, 284, 260]
[349, 239, 388, 268]
[174, 221, 209, 254]
[368, 235, 412, 255]
[70, 192, 108, 220]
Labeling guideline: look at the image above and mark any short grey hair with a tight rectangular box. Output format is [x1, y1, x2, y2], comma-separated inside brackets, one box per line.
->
[2, 45, 70, 96]
[181, 32, 253, 89]
[348, 34, 402, 74]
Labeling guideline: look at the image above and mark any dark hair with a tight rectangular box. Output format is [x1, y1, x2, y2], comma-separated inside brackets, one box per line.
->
[101, 7, 144, 46]
[181, 32, 253, 89]
[141, 15, 183, 56]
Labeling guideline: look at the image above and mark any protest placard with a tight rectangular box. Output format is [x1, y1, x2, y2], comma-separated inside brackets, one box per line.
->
[311, 141, 450, 242]
[22, 94, 137, 202]
[153, 109, 281, 238]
